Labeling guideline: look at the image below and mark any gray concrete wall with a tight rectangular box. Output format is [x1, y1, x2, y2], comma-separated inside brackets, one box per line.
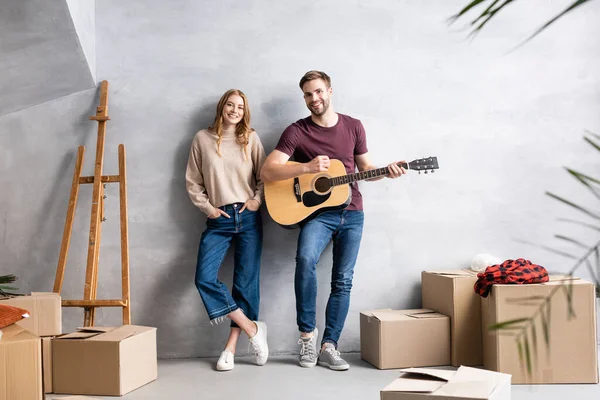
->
[0, 0, 95, 115]
[1, 0, 599, 357]
[66, 0, 96, 82]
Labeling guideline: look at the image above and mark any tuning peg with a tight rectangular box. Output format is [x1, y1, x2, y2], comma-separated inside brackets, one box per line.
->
[424, 171, 428, 174]
[418, 171, 421, 174]
[431, 170, 435, 173]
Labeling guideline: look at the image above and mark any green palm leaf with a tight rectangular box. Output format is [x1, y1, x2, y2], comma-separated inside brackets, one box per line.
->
[449, 0, 488, 22]
[517, 338, 525, 373]
[557, 218, 600, 233]
[488, 318, 529, 330]
[451, 0, 594, 42]
[524, 334, 532, 376]
[0, 275, 16, 284]
[546, 192, 600, 220]
[540, 310, 550, 351]
[554, 235, 590, 249]
[584, 130, 600, 143]
[514, 238, 577, 259]
[521, 0, 593, 43]
[531, 323, 538, 363]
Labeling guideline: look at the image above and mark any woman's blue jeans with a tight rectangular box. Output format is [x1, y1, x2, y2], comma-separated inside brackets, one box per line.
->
[194, 203, 262, 327]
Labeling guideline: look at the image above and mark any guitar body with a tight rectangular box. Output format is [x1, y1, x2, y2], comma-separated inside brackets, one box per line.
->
[264, 156, 439, 228]
[264, 160, 351, 228]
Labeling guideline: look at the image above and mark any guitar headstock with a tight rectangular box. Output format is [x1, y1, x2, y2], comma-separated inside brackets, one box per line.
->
[407, 157, 439, 174]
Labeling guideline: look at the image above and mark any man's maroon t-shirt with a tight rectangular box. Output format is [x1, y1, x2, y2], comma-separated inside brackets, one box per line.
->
[274, 113, 369, 211]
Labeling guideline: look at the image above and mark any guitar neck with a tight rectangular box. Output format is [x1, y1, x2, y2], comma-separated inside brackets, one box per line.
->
[329, 162, 409, 187]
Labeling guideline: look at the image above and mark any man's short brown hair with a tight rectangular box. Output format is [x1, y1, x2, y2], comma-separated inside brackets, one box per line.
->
[299, 70, 331, 90]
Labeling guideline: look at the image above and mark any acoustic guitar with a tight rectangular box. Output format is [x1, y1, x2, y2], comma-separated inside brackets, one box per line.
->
[264, 157, 439, 228]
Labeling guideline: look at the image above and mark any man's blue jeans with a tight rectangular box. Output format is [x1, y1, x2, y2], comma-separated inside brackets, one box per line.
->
[194, 203, 262, 327]
[295, 210, 364, 348]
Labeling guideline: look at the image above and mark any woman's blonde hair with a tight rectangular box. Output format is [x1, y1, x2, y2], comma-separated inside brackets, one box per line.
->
[209, 89, 253, 159]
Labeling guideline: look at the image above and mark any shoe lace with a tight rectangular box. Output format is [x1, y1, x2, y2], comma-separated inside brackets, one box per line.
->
[298, 337, 315, 359]
[220, 351, 232, 364]
[249, 338, 262, 357]
[324, 346, 342, 360]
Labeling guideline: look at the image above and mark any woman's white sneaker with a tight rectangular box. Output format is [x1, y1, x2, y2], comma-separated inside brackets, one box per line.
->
[248, 321, 269, 365]
[216, 350, 234, 371]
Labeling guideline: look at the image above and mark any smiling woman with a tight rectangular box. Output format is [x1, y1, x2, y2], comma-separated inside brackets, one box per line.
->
[185, 88, 268, 371]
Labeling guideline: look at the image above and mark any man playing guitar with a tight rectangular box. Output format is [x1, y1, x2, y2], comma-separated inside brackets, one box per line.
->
[260, 70, 405, 371]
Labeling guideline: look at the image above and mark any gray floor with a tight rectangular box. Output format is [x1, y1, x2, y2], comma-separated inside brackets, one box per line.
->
[47, 350, 600, 400]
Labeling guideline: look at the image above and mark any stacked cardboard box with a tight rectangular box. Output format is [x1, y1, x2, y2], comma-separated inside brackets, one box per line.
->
[0, 292, 61, 396]
[42, 337, 53, 393]
[360, 309, 450, 369]
[0, 292, 62, 337]
[0, 324, 43, 400]
[421, 270, 482, 367]
[482, 276, 598, 384]
[53, 325, 158, 396]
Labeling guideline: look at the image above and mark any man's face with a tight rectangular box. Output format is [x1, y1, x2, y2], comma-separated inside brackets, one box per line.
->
[302, 79, 332, 117]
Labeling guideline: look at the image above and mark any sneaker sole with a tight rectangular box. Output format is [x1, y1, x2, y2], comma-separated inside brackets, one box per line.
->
[216, 365, 234, 371]
[299, 361, 318, 368]
[317, 360, 349, 371]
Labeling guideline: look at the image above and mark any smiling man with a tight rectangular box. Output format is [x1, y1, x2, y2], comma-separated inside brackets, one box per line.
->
[260, 70, 405, 371]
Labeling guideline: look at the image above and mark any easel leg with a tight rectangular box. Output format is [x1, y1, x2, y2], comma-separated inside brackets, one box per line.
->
[83, 112, 108, 326]
[89, 182, 105, 325]
[119, 144, 131, 325]
[54, 146, 85, 293]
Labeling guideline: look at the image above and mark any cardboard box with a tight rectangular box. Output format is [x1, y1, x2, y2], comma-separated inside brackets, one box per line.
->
[42, 337, 53, 393]
[360, 309, 451, 369]
[422, 270, 481, 366]
[53, 325, 157, 396]
[381, 366, 511, 400]
[0, 324, 43, 400]
[0, 292, 61, 337]
[482, 276, 599, 384]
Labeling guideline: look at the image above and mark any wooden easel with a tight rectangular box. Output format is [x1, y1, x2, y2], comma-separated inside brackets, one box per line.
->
[53, 80, 131, 327]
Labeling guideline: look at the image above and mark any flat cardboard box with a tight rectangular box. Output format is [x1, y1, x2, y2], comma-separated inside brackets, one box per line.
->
[53, 325, 157, 396]
[381, 366, 511, 400]
[42, 337, 53, 393]
[0, 292, 62, 337]
[0, 324, 43, 400]
[361, 309, 451, 369]
[48, 397, 101, 400]
[422, 270, 482, 366]
[482, 276, 599, 384]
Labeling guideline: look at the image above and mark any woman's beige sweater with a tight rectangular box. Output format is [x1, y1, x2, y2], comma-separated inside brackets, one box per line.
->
[185, 129, 266, 216]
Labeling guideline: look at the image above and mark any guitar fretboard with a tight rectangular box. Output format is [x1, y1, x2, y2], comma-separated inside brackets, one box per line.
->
[329, 162, 409, 187]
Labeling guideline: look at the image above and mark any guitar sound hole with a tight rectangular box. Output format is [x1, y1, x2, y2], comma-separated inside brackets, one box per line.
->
[314, 177, 331, 194]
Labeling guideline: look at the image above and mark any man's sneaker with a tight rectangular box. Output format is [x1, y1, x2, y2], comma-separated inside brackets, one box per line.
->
[248, 321, 268, 365]
[298, 328, 318, 368]
[318, 343, 349, 371]
[216, 350, 234, 371]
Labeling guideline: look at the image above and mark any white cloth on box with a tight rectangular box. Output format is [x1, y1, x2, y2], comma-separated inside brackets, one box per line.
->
[470, 253, 502, 272]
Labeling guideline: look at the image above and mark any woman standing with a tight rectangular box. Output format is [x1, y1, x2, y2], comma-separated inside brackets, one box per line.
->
[186, 89, 268, 370]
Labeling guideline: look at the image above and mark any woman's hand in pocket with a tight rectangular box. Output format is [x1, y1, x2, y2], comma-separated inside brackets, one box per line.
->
[208, 209, 230, 219]
[239, 199, 260, 213]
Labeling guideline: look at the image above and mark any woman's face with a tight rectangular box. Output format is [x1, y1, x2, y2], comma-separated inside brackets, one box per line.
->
[222, 94, 245, 127]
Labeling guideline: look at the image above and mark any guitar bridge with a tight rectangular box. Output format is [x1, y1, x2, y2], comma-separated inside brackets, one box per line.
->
[293, 177, 301, 203]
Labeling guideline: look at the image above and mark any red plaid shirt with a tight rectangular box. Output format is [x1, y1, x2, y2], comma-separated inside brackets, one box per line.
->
[474, 258, 549, 297]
